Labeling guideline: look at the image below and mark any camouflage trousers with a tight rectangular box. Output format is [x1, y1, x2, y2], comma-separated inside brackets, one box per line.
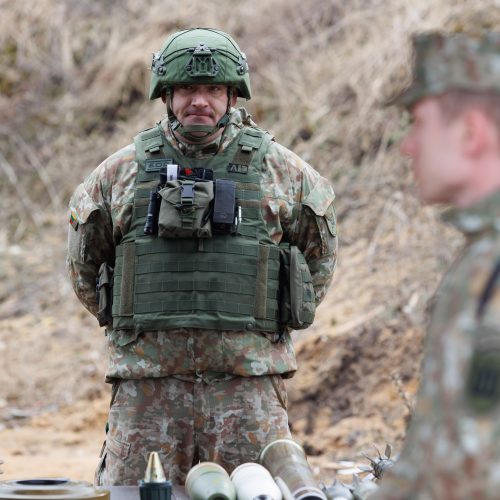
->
[95, 373, 291, 485]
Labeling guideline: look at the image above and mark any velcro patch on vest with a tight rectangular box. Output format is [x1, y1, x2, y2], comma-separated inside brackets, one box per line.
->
[145, 158, 174, 172]
[227, 163, 249, 174]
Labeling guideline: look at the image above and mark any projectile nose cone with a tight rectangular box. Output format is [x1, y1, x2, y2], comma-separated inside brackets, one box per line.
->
[144, 451, 167, 483]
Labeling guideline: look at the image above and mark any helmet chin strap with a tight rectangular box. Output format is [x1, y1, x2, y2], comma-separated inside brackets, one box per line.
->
[167, 90, 232, 144]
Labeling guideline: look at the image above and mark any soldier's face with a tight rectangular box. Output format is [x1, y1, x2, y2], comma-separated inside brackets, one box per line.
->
[400, 97, 469, 204]
[170, 84, 236, 138]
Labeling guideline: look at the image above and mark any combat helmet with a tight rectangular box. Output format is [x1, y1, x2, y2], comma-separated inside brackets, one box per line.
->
[150, 28, 251, 142]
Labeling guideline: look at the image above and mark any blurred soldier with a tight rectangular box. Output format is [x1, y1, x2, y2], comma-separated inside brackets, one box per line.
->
[66, 28, 336, 485]
[372, 32, 500, 499]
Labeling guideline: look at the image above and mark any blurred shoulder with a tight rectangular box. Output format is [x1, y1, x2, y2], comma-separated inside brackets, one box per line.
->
[451, 235, 500, 291]
[433, 235, 500, 331]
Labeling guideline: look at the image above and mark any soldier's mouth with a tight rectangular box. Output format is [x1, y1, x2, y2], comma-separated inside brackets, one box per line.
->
[184, 114, 215, 124]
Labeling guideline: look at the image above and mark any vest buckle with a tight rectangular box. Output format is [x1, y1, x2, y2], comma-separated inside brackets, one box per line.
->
[180, 181, 195, 206]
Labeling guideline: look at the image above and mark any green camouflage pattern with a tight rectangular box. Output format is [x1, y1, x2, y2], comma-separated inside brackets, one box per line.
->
[372, 192, 500, 499]
[66, 107, 337, 380]
[391, 31, 500, 107]
[95, 373, 290, 485]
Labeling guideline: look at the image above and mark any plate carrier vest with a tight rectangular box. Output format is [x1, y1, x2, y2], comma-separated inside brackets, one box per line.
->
[111, 124, 283, 333]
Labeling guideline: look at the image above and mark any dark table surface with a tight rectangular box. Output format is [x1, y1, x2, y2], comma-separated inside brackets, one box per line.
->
[109, 486, 188, 500]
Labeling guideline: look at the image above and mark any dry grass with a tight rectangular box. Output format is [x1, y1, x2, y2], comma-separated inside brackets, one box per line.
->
[1, 0, 498, 233]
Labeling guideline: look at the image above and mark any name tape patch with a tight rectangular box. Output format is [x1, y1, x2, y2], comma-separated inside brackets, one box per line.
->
[145, 158, 174, 172]
[227, 163, 248, 174]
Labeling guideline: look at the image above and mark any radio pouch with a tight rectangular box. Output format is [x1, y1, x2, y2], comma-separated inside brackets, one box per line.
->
[158, 179, 214, 238]
[213, 179, 237, 234]
[279, 243, 316, 330]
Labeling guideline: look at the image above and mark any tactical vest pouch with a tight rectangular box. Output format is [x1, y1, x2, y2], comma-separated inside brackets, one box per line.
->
[279, 244, 316, 330]
[213, 179, 238, 234]
[158, 179, 214, 238]
[96, 263, 114, 327]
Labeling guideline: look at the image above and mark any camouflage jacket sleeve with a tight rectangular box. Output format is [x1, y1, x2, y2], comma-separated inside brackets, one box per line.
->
[371, 236, 500, 500]
[66, 144, 137, 317]
[262, 141, 337, 304]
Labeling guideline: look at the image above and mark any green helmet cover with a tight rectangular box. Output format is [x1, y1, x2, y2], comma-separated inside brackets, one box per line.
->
[149, 28, 251, 100]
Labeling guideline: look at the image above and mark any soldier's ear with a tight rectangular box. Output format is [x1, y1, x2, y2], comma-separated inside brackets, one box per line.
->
[462, 109, 496, 158]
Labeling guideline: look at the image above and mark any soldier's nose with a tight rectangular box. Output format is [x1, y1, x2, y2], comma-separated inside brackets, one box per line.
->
[191, 92, 209, 106]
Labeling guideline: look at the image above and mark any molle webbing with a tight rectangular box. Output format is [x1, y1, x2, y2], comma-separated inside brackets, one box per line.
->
[138, 125, 165, 155]
[255, 245, 270, 318]
[132, 239, 279, 332]
[119, 243, 135, 315]
[113, 125, 281, 333]
[232, 128, 265, 167]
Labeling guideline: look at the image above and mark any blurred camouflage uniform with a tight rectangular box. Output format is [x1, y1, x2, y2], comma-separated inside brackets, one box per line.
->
[67, 30, 336, 485]
[372, 33, 500, 499]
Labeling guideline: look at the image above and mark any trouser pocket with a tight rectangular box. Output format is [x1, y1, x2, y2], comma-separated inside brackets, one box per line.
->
[95, 380, 122, 486]
[270, 374, 288, 411]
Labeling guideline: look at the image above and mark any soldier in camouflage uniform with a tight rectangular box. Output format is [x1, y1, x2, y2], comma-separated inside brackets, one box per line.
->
[371, 32, 500, 499]
[66, 28, 337, 486]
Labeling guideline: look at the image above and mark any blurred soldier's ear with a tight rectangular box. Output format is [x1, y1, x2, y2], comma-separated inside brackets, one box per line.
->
[462, 109, 498, 158]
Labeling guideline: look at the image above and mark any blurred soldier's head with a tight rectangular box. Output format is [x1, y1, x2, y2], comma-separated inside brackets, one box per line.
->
[392, 32, 500, 207]
[149, 28, 251, 144]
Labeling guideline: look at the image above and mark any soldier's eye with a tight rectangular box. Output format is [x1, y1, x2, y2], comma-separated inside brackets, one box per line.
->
[176, 85, 193, 93]
[208, 86, 224, 96]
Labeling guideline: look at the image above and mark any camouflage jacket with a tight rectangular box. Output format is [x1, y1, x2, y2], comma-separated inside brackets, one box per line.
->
[66, 108, 337, 381]
[372, 192, 500, 499]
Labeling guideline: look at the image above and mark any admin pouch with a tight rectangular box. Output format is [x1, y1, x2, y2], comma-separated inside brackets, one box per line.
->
[158, 179, 214, 238]
[279, 243, 316, 330]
